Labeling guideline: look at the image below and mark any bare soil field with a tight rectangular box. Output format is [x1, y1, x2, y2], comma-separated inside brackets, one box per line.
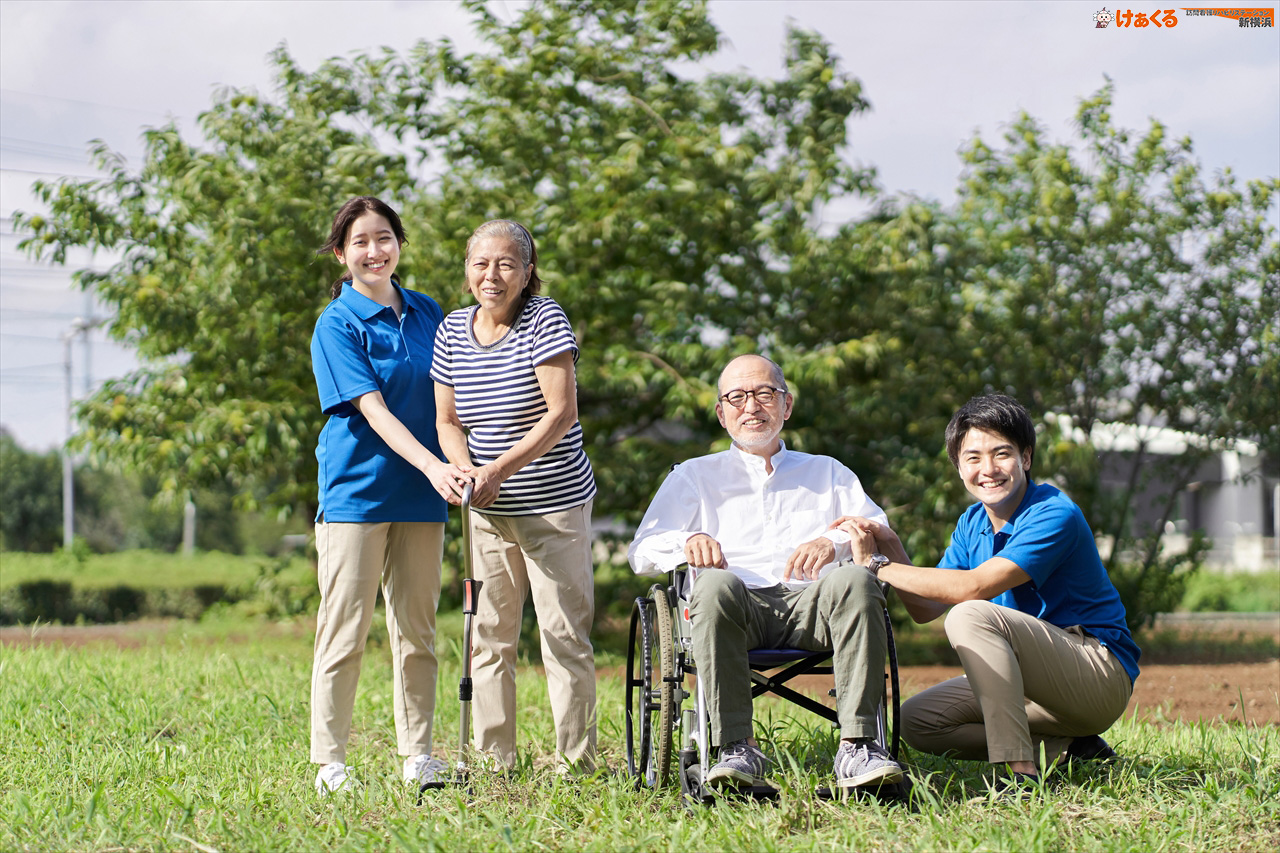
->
[896, 662, 1279, 726]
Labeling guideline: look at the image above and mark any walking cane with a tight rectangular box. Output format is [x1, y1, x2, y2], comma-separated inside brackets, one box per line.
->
[455, 482, 481, 781]
[420, 482, 479, 798]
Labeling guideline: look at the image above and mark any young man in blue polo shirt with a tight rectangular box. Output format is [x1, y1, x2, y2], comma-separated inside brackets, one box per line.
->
[835, 394, 1140, 790]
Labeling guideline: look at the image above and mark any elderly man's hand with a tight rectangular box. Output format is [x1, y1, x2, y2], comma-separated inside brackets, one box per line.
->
[684, 533, 727, 569]
[782, 537, 836, 581]
[845, 523, 879, 566]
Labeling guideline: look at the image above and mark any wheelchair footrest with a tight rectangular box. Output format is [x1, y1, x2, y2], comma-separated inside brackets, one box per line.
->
[729, 783, 781, 801]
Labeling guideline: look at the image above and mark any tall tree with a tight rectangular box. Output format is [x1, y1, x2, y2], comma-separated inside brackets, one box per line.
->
[17, 55, 416, 512]
[0, 430, 63, 551]
[813, 83, 1278, 627]
[952, 83, 1278, 626]
[21, 1, 875, 523]
[318, 0, 877, 521]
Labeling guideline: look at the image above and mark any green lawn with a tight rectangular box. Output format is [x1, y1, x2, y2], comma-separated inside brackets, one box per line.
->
[2, 613, 1277, 852]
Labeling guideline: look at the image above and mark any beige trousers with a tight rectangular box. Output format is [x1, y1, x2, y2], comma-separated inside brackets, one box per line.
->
[469, 500, 597, 770]
[310, 521, 443, 764]
[902, 599, 1133, 765]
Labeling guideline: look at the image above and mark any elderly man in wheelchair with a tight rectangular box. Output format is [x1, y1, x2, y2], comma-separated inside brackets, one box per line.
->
[627, 354, 904, 797]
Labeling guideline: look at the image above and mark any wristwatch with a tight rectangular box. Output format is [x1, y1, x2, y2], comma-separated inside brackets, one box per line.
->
[867, 554, 891, 578]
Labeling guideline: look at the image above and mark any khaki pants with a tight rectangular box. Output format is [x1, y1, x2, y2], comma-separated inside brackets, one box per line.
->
[689, 562, 888, 745]
[902, 599, 1133, 765]
[310, 521, 443, 764]
[468, 500, 597, 770]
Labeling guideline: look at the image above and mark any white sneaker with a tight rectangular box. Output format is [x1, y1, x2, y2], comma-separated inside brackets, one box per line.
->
[403, 754, 450, 787]
[315, 761, 353, 795]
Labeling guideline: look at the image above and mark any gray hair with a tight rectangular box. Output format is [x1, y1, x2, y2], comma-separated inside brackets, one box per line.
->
[465, 219, 543, 297]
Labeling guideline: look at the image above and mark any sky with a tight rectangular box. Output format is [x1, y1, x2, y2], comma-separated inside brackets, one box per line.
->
[1, 0, 1277, 452]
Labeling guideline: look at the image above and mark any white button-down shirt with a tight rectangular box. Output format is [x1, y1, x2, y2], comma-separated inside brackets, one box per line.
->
[627, 442, 888, 589]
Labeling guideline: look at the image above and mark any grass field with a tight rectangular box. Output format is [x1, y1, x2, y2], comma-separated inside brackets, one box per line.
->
[3, 611, 1277, 852]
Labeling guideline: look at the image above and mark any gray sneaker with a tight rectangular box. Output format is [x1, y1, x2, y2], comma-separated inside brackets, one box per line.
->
[834, 739, 903, 789]
[706, 740, 770, 788]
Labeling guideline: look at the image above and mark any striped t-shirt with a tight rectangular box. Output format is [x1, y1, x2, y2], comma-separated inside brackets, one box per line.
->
[430, 296, 596, 516]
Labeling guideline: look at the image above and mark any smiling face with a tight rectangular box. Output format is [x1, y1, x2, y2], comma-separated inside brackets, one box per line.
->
[715, 355, 793, 459]
[335, 212, 400, 296]
[466, 235, 531, 324]
[956, 426, 1032, 527]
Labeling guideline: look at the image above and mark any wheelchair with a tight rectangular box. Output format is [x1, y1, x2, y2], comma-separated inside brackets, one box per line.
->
[625, 566, 906, 804]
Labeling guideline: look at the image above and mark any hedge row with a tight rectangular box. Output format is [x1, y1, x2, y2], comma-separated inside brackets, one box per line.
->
[0, 581, 240, 625]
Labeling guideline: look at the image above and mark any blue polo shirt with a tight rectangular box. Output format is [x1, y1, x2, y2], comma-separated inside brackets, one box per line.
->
[939, 480, 1141, 683]
[311, 282, 447, 523]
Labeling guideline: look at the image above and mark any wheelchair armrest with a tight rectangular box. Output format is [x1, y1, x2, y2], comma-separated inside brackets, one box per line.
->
[671, 565, 691, 602]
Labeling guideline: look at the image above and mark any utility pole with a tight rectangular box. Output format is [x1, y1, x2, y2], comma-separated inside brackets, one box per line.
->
[82, 292, 94, 397]
[62, 316, 104, 551]
[62, 329, 73, 551]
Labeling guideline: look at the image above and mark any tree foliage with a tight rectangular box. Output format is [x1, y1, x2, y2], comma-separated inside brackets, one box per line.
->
[16, 2, 1278, 629]
[16, 63, 414, 511]
[0, 430, 274, 555]
[0, 430, 63, 552]
[943, 85, 1278, 627]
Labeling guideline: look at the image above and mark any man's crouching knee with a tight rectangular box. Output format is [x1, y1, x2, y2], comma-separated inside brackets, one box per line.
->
[943, 598, 1001, 644]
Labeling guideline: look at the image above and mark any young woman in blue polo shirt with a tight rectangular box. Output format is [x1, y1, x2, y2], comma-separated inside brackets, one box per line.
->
[309, 196, 469, 795]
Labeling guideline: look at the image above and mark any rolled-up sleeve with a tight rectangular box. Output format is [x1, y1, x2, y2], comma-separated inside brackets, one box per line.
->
[628, 468, 702, 577]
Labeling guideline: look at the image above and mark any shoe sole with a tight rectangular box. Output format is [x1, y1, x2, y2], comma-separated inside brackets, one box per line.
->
[1057, 749, 1118, 770]
[836, 764, 904, 789]
[705, 767, 769, 788]
[967, 786, 1036, 804]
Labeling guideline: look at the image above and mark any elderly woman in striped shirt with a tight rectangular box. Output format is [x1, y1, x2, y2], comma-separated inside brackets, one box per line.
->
[431, 219, 597, 773]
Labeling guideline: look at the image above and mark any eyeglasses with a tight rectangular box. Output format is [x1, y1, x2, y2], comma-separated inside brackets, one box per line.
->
[718, 386, 787, 408]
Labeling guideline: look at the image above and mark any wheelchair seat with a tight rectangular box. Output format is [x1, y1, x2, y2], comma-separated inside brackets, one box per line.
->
[746, 648, 831, 667]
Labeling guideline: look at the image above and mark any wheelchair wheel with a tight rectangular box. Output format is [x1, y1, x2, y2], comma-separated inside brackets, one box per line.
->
[624, 586, 676, 788]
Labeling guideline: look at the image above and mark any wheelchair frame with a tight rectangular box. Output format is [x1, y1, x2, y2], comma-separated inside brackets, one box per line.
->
[625, 568, 904, 803]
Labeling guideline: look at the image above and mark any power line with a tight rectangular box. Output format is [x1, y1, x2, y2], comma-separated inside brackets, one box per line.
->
[0, 361, 66, 374]
[0, 269, 77, 280]
[0, 87, 168, 119]
[0, 375, 59, 385]
[0, 166, 101, 179]
[1, 135, 94, 159]
[0, 308, 83, 319]
[0, 332, 63, 342]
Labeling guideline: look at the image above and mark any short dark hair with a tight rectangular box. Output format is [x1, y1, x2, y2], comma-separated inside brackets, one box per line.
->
[944, 394, 1036, 469]
[318, 196, 408, 300]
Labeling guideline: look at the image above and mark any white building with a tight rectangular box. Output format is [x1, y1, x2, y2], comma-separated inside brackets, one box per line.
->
[1067, 419, 1278, 573]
